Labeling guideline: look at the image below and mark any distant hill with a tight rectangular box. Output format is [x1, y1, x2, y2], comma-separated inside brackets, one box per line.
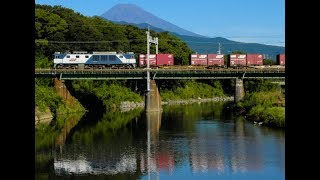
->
[101, 3, 206, 38]
[174, 34, 285, 60]
[101, 3, 284, 60]
[107, 20, 285, 60]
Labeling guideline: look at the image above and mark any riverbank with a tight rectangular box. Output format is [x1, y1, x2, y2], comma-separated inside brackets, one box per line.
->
[119, 96, 234, 112]
[35, 106, 53, 125]
[236, 91, 285, 128]
[162, 96, 234, 105]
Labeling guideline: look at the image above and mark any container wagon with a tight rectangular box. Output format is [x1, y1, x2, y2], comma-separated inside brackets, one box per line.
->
[246, 54, 263, 66]
[276, 54, 285, 66]
[190, 54, 208, 66]
[139, 54, 156, 67]
[156, 54, 174, 66]
[207, 54, 225, 68]
[229, 54, 246, 68]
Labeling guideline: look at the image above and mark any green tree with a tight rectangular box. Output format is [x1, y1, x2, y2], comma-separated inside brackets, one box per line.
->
[263, 59, 274, 65]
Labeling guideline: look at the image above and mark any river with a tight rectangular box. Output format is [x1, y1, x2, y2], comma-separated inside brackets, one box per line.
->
[35, 101, 285, 179]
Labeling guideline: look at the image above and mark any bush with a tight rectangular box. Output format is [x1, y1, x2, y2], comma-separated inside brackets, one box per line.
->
[160, 80, 225, 101]
[35, 79, 85, 115]
[240, 90, 285, 128]
[35, 84, 61, 112]
[71, 80, 143, 110]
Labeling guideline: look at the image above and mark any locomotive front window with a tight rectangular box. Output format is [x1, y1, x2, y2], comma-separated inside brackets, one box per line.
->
[67, 55, 70, 58]
[85, 55, 89, 58]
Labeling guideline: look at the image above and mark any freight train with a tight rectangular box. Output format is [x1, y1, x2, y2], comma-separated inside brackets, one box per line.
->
[53, 51, 285, 69]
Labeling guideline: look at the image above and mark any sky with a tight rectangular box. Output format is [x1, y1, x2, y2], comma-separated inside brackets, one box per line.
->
[35, 0, 285, 47]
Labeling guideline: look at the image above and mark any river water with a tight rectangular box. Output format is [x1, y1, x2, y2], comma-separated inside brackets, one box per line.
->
[35, 101, 285, 179]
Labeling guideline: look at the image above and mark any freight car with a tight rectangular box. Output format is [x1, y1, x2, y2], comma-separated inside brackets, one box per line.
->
[138, 54, 156, 67]
[190, 53, 265, 69]
[228, 54, 247, 68]
[228, 53, 271, 68]
[53, 51, 136, 69]
[189, 54, 225, 68]
[139, 53, 174, 67]
[276, 54, 285, 66]
[207, 54, 225, 68]
[190, 54, 208, 66]
[246, 54, 263, 66]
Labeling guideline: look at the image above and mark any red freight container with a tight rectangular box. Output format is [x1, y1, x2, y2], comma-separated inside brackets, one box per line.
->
[156, 54, 174, 66]
[156, 153, 174, 171]
[246, 54, 263, 66]
[139, 54, 156, 67]
[207, 54, 224, 67]
[229, 54, 246, 67]
[190, 54, 207, 66]
[276, 54, 285, 65]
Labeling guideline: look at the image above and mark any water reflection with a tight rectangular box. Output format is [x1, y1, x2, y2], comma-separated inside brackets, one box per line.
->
[35, 112, 85, 179]
[35, 102, 284, 179]
[53, 109, 144, 177]
[146, 111, 162, 180]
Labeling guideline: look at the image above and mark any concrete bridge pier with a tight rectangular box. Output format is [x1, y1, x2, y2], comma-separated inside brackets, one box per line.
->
[235, 77, 245, 103]
[145, 80, 162, 112]
[53, 78, 75, 107]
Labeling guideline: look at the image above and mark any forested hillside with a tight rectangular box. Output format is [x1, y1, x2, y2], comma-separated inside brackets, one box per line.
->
[35, 4, 194, 66]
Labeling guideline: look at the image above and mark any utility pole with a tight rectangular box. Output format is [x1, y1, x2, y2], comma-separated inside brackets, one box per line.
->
[155, 37, 158, 54]
[146, 27, 158, 91]
[146, 30, 150, 91]
[217, 43, 222, 54]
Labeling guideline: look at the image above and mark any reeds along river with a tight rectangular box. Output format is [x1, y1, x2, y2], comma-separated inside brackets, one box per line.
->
[35, 101, 284, 180]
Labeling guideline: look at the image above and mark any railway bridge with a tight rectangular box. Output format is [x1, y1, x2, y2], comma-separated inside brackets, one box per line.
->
[35, 68, 285, 111]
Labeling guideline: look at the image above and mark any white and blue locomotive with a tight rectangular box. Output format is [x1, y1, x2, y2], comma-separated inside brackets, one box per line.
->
[53, 51, 137, 69]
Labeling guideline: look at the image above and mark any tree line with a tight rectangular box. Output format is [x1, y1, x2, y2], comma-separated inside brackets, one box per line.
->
[35, 4, 194, 66]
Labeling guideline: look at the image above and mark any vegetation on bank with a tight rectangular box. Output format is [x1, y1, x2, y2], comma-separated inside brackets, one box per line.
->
[158, 79, 226, 101]
[35, 82, 60, 113]
[69, 79, 232, 111]
[37, 78, 230, 113]
[71, 80, 143, 111]
[35, 78, 85, 116]
[236, 80, 285, 128]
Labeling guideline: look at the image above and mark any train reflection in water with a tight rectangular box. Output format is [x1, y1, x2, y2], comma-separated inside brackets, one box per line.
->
[49, 103, 284, 178]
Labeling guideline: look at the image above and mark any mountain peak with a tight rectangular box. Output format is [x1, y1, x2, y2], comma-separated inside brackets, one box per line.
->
[105, 3, 143, 12]
[101, 3, 206, 38]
